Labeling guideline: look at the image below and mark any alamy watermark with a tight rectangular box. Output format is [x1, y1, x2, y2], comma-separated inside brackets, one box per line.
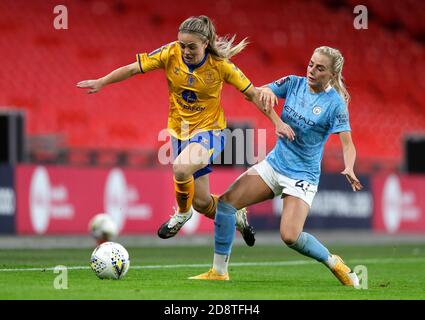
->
[353, 5, 368, 30]
[53, 265, 68, 289]
[157, 126, 268, 168]
[53, 5, 68, 30]
[353, 265, 368, 289]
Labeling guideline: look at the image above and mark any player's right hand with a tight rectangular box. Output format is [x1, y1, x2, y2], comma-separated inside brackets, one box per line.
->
[76, 79, 103, 94]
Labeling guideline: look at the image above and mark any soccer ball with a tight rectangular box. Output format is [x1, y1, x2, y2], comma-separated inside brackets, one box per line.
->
[89, 213, 118, 243]
[90, 242, 130, 280]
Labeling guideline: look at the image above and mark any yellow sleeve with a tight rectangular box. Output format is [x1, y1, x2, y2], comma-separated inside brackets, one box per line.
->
[136, 43, 173, 73]
[221, 60, 252, 94]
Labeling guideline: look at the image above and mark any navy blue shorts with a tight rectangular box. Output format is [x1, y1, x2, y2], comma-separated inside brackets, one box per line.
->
[171, 130, 226, 179]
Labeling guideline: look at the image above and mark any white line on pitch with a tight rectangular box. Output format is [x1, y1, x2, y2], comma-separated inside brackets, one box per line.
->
[0, 257, 423, 272]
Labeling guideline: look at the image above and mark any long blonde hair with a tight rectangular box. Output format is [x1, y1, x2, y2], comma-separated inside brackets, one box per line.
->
[314, 46, 350, 105]
[179, 15, 248, 59]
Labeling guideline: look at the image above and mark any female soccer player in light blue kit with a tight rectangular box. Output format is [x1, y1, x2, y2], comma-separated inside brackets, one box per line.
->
[189, 46, 363, 286]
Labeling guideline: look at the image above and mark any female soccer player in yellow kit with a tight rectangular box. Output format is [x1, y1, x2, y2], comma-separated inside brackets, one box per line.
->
[77, 15, 295, 245]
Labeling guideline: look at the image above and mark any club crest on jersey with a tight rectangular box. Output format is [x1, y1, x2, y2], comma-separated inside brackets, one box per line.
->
[274, 76, 289, 87]
[313, 106, 322, 115]
[204, 71, 215, 84]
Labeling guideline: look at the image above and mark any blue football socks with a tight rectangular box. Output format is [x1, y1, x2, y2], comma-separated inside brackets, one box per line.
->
[214, 200, 237, 255]
[288, 232, 330, 262]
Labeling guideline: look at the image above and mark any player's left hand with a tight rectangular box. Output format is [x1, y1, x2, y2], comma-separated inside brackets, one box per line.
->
[341, 168, 363, 191]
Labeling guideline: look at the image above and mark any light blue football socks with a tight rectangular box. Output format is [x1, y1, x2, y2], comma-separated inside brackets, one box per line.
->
[214, 200, 237, 256]
[288, 232, 330, 262]
[213, 201, 332, 275]
[212, 200, 238, 275]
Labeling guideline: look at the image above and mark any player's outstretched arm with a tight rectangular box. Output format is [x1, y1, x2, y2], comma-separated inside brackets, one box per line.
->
[339, 131, 363, 191]
[244, 86, 295, 141]
[76, 62, 140, 94]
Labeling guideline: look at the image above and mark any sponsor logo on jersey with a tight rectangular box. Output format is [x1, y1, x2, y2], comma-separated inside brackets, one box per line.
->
[336, 113, 348, 124]
[284, 105, 316, 127]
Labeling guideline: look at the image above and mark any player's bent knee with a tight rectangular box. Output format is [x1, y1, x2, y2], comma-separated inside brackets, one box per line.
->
[280, 231, 299, 246]
[192, 197, 211, 212]
[172, 163, 192, 180]
[218, 193, 239, 209]
[218, 193, 229, 203]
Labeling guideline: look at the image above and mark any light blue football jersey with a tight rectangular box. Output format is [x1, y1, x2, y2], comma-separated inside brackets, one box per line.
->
[266, 75, 351, 185]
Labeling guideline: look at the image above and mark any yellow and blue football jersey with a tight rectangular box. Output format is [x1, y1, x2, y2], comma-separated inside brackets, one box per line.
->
[136, 42, 252, 140]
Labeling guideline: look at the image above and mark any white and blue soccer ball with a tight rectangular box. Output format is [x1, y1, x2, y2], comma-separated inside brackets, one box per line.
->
[90, 242, 130, 280]
[89, 213, 118, 243]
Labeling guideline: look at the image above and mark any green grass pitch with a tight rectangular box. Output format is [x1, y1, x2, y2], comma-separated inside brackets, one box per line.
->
[0, 243, 424, 300]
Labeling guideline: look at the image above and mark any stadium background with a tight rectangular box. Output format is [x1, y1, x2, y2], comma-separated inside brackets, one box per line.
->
[0, 0, 424, 239]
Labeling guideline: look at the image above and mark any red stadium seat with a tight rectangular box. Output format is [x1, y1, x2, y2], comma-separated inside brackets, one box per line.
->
[0, 0, 423, 173]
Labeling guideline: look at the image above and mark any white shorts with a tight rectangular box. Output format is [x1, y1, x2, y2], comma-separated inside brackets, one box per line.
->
[252, 160, 318, 207]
